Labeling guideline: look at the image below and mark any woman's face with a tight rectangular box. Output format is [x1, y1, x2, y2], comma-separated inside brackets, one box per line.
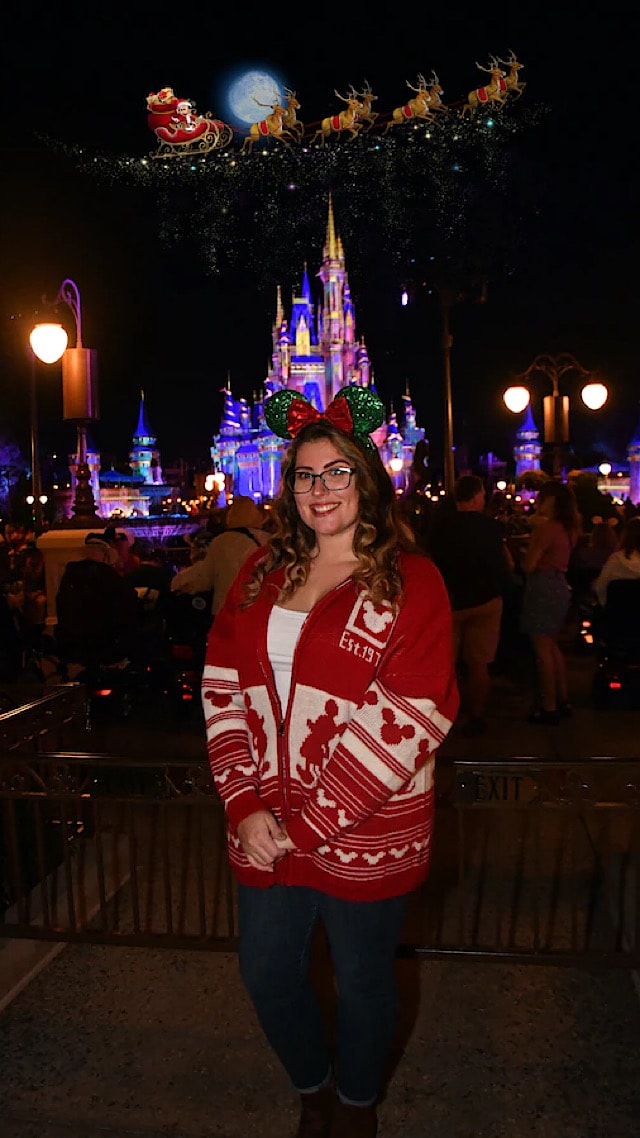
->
[291, 437, 360, 542]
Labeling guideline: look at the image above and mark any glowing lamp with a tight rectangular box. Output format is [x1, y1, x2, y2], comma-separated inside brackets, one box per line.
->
[389, 457, 404, 473]
[581, 382, 608, 410]
[29, 323, 68, 364]
[503, 386, 530, 414]
[496, 480, 507, 491]
[598, 462, 612, 476]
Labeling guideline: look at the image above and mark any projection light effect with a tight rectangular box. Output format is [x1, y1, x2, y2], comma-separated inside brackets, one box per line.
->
[41, 92, 547, 279]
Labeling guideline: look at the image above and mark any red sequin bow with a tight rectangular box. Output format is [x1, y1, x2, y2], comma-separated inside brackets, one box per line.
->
[286, 395, 354, 438]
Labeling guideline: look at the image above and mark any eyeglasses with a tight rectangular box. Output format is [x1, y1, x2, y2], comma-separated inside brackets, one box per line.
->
[287, 466, 356, 494]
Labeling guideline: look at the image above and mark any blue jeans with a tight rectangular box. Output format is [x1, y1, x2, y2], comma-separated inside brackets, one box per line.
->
[237, 884, 408, 1105]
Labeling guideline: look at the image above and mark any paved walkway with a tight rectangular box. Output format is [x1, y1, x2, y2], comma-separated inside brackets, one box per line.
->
[1, 637, 639, 1137]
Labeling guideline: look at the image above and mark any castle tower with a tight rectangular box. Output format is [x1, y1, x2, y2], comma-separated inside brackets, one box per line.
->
[129, 390, 163, 484]
[627, 408, 640, 505]
[513, 404, 543, 476]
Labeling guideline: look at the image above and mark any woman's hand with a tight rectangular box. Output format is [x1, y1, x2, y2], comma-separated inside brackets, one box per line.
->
[238, 809, 288, 870]
[274, 833, 297, 853]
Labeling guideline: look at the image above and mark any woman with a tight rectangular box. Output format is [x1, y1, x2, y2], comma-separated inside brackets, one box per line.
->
[520, 479, 580, 724]
[201, 386, 458, 1138]
[593, 515, 640, 607]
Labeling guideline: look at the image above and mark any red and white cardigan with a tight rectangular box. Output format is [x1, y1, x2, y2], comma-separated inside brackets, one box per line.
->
[202, 549, 458, 901]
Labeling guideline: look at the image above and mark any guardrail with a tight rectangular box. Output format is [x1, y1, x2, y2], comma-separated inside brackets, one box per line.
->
[1, 752, 638, 967]
[0, 684, 88, 753]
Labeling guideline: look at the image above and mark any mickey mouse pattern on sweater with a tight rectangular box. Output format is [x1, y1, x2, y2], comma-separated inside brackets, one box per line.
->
[202, 549, 458, 902]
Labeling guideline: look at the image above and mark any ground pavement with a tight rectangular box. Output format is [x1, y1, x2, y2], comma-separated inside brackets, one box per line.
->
[1, 636, 639, 1137]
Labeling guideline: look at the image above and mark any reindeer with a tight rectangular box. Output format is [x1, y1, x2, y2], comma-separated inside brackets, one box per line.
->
[310, 88, 363, 145]
[497, 50, 526, 99]
[281, 87, 304, 140]
[240, 96, 291, 154]
[459, 57, 507, 118]
[356, 80, 378, 129]
[383, 74, 436, 133]
[425, 71, 448, 115]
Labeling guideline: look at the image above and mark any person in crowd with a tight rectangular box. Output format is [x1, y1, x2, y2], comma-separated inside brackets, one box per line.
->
[520, 480, 581, 724]
[428, 474, 514, 737]
[201, 386, 458, 1138]
[125, 540, 174, 658]
[55, 533, 140, 677]
[21, 546, 47, 648]
[0, 522, 29, 588]
[593, 515, 640, 607]
[100, 526, 139, 576]
[172, 495, 269, 616]
[568, 519, 620, 609]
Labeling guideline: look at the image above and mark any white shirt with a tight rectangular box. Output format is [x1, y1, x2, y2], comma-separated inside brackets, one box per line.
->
[267, 605, 308, 714]
[594, 549, 640, 606]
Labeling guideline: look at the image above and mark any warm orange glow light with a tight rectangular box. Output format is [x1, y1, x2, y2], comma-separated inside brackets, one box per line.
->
[29, 323, 68, 364]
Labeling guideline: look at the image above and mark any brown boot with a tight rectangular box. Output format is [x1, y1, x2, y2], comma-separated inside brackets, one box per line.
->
[295, 1083, 336, 1138]
[330, 1100, 378, 1138]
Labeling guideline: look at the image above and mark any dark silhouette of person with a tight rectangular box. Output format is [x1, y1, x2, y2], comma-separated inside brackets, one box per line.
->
[429, 475, 514, 736]
[55, 534, 140, 677]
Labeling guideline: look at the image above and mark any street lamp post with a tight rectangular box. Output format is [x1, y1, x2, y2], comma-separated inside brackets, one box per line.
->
[503, 352, 608, 478]
[434, 275, 487, 497]
[28, 322, 68, 534]
[29, 279, 101, 529]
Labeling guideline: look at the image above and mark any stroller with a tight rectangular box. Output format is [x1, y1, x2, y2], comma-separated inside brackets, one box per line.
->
[591, 578, 640, 708]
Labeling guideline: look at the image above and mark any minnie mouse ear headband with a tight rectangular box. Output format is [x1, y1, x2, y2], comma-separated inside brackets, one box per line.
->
[264, 385, 385, 452]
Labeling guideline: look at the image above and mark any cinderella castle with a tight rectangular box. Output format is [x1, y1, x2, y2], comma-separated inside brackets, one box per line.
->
[210, 198, 426, 499]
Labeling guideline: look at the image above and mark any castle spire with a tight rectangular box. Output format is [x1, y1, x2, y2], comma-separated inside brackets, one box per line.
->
[301, 262, 312, 304]
[134, 389, 152, 440]
[324, 194, 339, 261]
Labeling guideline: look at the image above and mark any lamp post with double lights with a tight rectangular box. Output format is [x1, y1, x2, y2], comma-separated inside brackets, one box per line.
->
[503, 353, 608, 479]
[29, 279, 101, 530]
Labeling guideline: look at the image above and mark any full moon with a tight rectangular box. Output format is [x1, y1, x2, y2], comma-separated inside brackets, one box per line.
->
[227, 70, 284, 125]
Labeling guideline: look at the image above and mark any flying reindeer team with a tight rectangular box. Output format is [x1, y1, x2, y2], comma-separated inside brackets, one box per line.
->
[146, 52, 526, 158]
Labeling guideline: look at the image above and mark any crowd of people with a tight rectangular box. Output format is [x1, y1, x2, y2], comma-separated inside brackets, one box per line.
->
[2, 475, 639, 712]
[0, 503, 271, 686]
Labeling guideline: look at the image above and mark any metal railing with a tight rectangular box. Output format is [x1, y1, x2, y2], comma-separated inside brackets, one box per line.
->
[1, 750, 638, 967]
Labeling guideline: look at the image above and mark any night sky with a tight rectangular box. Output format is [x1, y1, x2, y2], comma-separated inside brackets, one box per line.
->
[1, 6, 636, 479]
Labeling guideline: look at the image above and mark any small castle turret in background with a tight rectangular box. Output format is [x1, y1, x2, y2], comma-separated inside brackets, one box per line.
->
[627, 408, 640, 505]
[513, 404, 543, 476]
[130, 390, 164, 485]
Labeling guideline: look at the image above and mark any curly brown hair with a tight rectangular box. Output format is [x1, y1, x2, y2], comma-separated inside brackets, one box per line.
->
[243, 421, 416, 608]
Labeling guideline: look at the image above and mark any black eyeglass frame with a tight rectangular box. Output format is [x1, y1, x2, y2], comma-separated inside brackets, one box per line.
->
[286, 466, 357, 495]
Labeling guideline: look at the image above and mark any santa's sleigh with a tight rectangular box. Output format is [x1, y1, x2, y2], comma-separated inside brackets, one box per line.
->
[150, 115, 234, 158]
